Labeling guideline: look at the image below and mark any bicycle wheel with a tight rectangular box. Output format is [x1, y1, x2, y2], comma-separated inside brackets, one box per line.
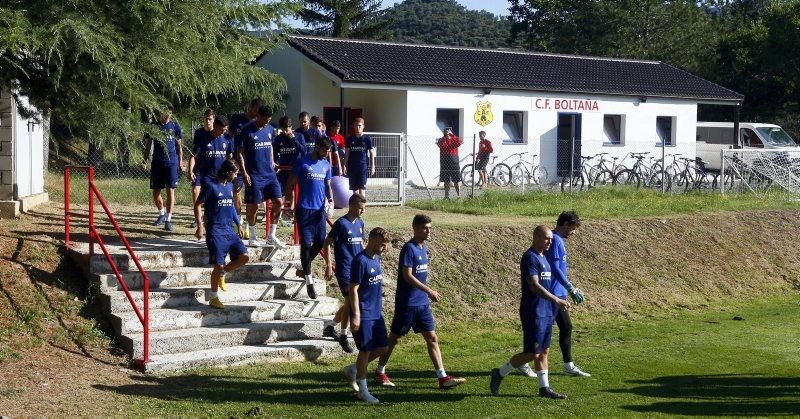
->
[560, 173, 585, 192]
[491, 163, 512, 187]
[532, 165, 548, 185]
[510, 163, 526, 186]
[613, 169, 641, 188]
[648, 170, 671, 191]
[593, 169, 615, 187]
[460, 164, 477, 187]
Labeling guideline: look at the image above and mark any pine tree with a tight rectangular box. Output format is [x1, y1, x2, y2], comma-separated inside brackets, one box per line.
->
[299, 0, 392, 38]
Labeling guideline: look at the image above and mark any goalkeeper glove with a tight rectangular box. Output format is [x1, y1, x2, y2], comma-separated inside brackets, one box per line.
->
[568, 287, 585, 305]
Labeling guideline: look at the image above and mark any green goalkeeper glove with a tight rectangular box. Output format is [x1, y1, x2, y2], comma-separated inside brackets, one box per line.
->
[569, 287, 585, 305]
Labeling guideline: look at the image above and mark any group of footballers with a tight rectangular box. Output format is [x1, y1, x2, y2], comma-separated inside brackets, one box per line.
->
[144, 98, 592, 403]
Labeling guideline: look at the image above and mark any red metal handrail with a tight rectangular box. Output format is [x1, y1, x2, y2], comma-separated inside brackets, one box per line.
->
[64, 166, 151, 371]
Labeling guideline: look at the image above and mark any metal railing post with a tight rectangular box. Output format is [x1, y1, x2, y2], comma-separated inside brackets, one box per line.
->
[720, 149, 726, 195]
[569, 137, 575, 193]
[64, 167, 71, 248]
[470, 133, 476, 198]
[88, 166, 95, 256]
[661, 139, 666, 193]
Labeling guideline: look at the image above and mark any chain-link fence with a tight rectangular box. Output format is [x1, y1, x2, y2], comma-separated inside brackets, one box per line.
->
[722, 149, 800, 199]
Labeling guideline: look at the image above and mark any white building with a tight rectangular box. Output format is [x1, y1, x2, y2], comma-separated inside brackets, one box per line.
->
[257, 36, 743, 185]
[0, 88, 48, 217]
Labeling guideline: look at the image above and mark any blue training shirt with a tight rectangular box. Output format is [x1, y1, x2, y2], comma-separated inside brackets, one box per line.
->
[351, 250, 384, 320]
[192, 127, 213, 151]
[273, 132, 306, 169]
[395, 240, 430, 307]
[296, 127, 324, 154]
[193, 133, 231, 178]
[520, 248, 556, 318]
[198, 181, 238, 236]
[292, 154, 331, 210]
[152, 120, 182, 166]
[545, 231, 571, 298]
[237, 121, 276, 179]
[346, 134, 373, 170]
[329, 215, 365, 280]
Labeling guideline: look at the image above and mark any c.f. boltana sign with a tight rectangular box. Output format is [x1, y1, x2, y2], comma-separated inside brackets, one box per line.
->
[534, 98, 600, 111]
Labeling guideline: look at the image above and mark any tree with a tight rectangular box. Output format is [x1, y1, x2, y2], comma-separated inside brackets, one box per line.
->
[0, 0, 298, 155]
[299, 0, 392, 38]
[383, 0, 511, 48]
[508, 0, 610, 54]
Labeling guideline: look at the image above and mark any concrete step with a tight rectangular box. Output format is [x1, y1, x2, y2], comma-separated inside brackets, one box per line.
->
[111, 296, 340, 335]
[142, 338, 349, 373]
[100, 280, 328, 313]
[76, 237, 299, 273]
[122, 316, 338, 358]
[93, 261, 300, 291]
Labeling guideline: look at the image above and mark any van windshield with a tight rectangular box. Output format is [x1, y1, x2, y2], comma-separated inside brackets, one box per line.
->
[756, 127, 798, 146]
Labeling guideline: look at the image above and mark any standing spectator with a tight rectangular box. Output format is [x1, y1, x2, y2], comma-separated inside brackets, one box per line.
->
[344, 117, 375, 198]
[144, 110, 183, 232]
[476, 131, 493, 188]
[327, 120, 346, 176]
[437, 127, 463, 199]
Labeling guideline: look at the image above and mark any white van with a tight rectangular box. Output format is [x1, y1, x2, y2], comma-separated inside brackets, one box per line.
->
[696, 122, 798, 169]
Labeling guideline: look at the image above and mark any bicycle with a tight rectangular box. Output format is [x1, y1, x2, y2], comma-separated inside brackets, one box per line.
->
[589, 152, 626, 187]
[509, 152, 549, 186]
[673, 157, 719, 191]
[461, 154, 512, 187]
[560, 155, 595, 192]
[612, 152, 671, 190]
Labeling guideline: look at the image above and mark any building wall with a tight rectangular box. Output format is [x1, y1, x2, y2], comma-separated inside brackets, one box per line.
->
[405, 87, 698, 185]
[255, 44, 303, 119]
[0, 88, 14, 200]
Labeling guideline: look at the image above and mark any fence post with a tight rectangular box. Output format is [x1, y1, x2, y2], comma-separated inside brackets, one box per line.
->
[64, 167, 71, 248]
[470, 133, 476, 198]
[720, 149, 726, 195]
[88, 165, 95, 257]
[661, 139, 666, 193]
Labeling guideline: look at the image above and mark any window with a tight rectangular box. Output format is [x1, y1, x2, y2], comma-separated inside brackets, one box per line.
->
[503, 111, 525, 143]
[656, 116, 675, 145]
[603, 115, 623, 145]
[741, 128, 763, 148]
[436, 108, 461, 136]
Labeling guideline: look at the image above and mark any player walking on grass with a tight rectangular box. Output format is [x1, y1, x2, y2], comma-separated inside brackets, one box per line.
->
[342, 227, 390, 404]
[145, 110, 183, 232]
[490, 225, 571, 399]
[375, 214, 466, 390]
[343, 117, 375, 197]
[236, 105, 285, 249]
[284, 137, 334, 300]
[193, 160, 249, 309]
[321, 193, 367, 353]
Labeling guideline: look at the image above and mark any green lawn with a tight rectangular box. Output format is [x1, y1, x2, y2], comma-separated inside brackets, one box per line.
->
[409, 188, 800, 219]
[97, 296, 800, 417]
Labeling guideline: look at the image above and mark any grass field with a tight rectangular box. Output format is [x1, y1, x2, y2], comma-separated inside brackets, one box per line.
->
[409, 188, 800, 219]
[91, 296, 799, 417]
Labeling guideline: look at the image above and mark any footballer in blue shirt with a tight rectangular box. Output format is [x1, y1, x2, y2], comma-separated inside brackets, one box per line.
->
[284, 136, 334, 300]
[375, 214, 465, 390]
[341, 227, 390, 404]
[144, 111, 184, 232]
[343, 117, 375, 198]
[227, 97, 263, 219]
[321, 193, 367, 353]
[189, 108, 216, 229]
[490, 225, 571, 399]
[236, 105, 286, 250]
[193, 159, 250, 310]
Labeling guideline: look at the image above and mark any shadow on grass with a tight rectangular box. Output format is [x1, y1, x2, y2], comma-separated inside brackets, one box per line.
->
[607, 374, 800, 416]
[94, 369, 470, 406]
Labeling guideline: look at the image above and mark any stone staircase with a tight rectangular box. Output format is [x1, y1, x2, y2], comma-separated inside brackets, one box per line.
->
[69, 237, 348, 373]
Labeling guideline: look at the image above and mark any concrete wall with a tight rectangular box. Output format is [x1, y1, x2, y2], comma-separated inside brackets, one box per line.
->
[256, 45, 303, 119]
[0, 88, 15, 202]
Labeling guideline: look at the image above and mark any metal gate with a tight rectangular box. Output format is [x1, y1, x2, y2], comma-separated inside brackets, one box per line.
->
[364, 132, 405, 205]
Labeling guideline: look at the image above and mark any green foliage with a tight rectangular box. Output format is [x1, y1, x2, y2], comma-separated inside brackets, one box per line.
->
[383, 0, 511, 48]
[299, 0, 392, 38]
[0, 0, 299, 149]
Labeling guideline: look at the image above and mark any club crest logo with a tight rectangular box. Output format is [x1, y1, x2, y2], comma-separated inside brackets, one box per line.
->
[474, 101, 493, 127]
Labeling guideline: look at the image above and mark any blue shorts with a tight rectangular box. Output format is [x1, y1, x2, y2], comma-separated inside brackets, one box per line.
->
[348, 167, 368, 190]
[234, 173, 244, 191]
[150, 163, 179, 190]
[353, 317, 388, 352]
[206, 234, 247, 266]
[245, 176, 282, 204]
[521, 315, 554, 354]
[277, 172, 291, 193]
[390, 305, 436, 336]
[296, 208, 326, 246]
[336, 272, 351, 297]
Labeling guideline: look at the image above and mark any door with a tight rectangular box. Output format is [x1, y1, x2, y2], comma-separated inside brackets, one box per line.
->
[556, 113, 582, 177]
[323, 107, 363, 135]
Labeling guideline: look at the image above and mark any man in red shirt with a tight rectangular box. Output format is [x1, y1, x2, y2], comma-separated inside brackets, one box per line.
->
[477, 131, 494, 188]
[437, 127, 463, 199]
[327, 120, 346, 176]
